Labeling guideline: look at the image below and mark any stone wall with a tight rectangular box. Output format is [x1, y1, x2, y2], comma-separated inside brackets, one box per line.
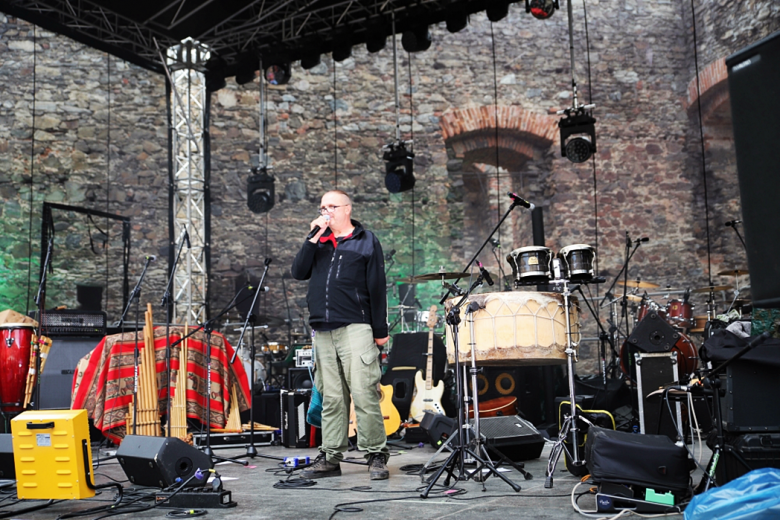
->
[2, 3, 779, 373]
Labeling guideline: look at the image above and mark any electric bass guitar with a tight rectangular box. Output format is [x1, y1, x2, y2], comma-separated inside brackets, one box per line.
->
[409, 305, 445, 421]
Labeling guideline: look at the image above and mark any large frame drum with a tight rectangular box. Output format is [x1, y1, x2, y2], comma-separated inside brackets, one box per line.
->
[445, 292, 580, 366]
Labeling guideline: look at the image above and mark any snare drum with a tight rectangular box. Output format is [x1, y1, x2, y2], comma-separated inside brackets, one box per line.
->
[0, 324, 34, 413]
[666, 299, 695, 329]
[557, 244, 596, 282]
[445, 292, 580, 366]
[506, 246, 553, 285]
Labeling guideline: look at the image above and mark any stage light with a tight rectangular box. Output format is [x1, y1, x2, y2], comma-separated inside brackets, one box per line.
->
[247, 167, 275, 213]
[235, 66, 256, 85]
[446, 8, 468, 33]
[333, 44, 352, 62]
[525, 0, 559, 19]
[301, 54, 321, 70]
[402, 26, 432, 53]
[559, 109, 597, 163]
[264, 63, 291, 85]
[383, 142, 416, 193]
[486, 1, 509, 22]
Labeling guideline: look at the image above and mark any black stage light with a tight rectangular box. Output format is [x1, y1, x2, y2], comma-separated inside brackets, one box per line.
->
[247, 167, 275, 213]
[265, 63, 291, 85]
[559, 109, 597, 163]
[366, 24, 388, 53]
[235, 66, 257, 85]
[301, 53, 321, 70]
[526, 0, 559, 19]
[402, 26, 432, 53]
[487, 1, 509, 22]
[383, 142, 416, 193]
[446, 7, 468, 33]
[333, 44, 352, 62]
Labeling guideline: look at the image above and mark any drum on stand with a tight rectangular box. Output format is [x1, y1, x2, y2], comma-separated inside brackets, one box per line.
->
[506, 246, 553, 285]
[666, 299, 695, 330]
[444, 292, 580, 366]
[0, 324, 34, 413]
[557, 244, 596, 282]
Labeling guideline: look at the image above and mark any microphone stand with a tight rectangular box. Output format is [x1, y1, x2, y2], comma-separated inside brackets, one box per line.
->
[30, 234, 54, 411]
[440, 198, 529, 305]
[230, 258, 272, 459]
[116, 255, 155, 435]
[726, 222, 747, 251]
[162, 227, 188, 437]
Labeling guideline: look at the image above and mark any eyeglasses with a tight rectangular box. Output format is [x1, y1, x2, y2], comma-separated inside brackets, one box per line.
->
[319, 205, 348, 215]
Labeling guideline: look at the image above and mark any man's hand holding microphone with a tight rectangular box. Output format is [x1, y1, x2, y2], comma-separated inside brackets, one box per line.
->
[307, 214, 330, 242]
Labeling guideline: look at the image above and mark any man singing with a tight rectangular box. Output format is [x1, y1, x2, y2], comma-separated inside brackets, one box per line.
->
[291, 190, 390, 480]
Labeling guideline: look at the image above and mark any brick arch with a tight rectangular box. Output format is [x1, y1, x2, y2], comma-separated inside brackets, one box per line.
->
[685, 58, 730, 125]
[440, 106, 557, 171]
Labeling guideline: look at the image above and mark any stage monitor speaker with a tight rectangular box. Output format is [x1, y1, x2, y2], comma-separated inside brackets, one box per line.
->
[627, 313, 680, 354]
[39, 336, 100, 409]
[419, 412, 455, 447]
[117, 435, 213, 488]
[475, 415, 545, 461]
[727, 29, 780, 308]
[0, 434, 14, 479]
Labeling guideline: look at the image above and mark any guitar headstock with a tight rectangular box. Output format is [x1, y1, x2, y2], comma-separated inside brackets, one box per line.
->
[427, 305, 438, 328]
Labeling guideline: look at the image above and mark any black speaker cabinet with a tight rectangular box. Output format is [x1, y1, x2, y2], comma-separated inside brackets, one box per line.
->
[723, 360, 780, 433]
[716, 433, 780, 485]
[385, 332, 446, 385]
[381, 367, 416, 422]
[281, 390, 311, 448]
[475, 415, 545, 462]
[727, 30, 780, 308]
[39, 336, 100, 409]
[117, 435, 213, 488]
[627, 313, 680, 354]
[419, 412, 455, 447]
[0, 434, 14, 479]
[287, 367, 313, 390]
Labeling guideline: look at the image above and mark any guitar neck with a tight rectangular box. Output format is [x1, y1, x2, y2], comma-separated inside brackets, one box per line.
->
[425, 327, 434, 391]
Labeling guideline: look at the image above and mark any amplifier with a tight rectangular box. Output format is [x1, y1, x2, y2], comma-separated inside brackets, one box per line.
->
[33, 310, 107, 337]
[281, 390, 311, 448]
[295, 348, 313, 367]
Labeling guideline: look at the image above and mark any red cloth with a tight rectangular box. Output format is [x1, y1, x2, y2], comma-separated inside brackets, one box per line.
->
[71, 326, 250, 444]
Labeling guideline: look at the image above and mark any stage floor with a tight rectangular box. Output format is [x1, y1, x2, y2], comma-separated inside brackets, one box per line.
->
[7, 437, 699, 519]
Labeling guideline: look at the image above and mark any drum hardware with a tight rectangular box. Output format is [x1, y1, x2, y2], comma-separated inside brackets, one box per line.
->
[421, 268, 523, 498]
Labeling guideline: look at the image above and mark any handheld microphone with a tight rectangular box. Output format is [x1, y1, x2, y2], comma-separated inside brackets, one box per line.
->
[306, 215, 330, 240]
[145, 255, 157, 262]
[489, 237, 500, 248]
[507, 192, 532, 209]
[725, 219, 742, 227]
[477, 261, 495, 286]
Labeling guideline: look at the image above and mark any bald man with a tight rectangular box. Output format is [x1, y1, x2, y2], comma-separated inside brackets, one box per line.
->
[291, 190, 390, 480]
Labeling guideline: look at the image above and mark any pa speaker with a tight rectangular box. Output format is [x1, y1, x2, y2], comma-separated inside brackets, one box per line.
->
[0, 434, 14, 479]
[39, 336, 99, 409]
[419, 412, 455, 447]
[627, 312, 679, 354]
[727, 30, 780, 308]
[117, 435, 213, 488]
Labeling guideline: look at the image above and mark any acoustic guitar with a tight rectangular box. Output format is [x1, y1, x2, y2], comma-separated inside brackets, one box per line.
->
[409, 306, 445, 422]
[348, 383, 402, 438]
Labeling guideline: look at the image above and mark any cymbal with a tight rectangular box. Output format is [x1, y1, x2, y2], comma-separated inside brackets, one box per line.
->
[691, 285, 733, 293]
[625, 294, 644, 302]
[617, 280, 660, 289]
[717, 268, 749, 276]
[411, 271, 465, 281]
[393, 277, 424, 284]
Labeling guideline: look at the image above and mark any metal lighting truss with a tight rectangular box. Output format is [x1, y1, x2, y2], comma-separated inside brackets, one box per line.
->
[168, 38, 209, 325]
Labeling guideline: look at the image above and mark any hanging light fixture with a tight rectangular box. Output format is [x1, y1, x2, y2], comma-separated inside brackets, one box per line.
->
[384, 142, 416, 193]
[264, 63, 291, 85]
[559, 108, 596, 163]
[247, 166, 275, 213]
[526, 0, 559, 19]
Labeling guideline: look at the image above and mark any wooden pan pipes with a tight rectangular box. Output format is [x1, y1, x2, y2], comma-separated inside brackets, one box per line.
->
[167, 325, 189, 440]
[127, 303, 161, 436]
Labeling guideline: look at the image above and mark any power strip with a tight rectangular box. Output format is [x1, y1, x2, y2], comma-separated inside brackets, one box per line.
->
[155, 489, 237, 509]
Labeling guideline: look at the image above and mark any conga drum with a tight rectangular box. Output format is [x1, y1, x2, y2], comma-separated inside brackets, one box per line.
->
[506, 246, 553, 285]
[445, 292, 580, 365]
[0, 324, 35, 412]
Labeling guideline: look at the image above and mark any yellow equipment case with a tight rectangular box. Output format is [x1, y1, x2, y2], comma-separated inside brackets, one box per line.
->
[11, 409, 95, 500]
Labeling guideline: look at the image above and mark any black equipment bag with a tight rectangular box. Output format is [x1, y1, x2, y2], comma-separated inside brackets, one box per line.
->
[585, 427, 690, 491]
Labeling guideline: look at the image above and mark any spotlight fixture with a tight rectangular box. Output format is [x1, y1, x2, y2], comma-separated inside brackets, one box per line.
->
[486, 1, 510, 22]
[264, 63, 291, 85]
[366, 23, 388, 53]
[247, 167, 275, 213]
[301, 54, 321, 70]
[383, 141, 416, 193]
[333, 44, 352, 62]
[558, 107, 597, 163]
[401, 26, 432, 53]
[525, 0, 559, 19]
[446, 7, 468, 33]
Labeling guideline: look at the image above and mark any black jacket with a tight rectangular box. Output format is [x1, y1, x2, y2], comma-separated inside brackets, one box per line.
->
[291, 220, 389, 339]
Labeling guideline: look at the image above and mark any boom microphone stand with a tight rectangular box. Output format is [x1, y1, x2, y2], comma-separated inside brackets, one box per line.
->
[30, 234, 54, 411]
[421, 272, 521, 498]
[230, 258, 273, 459]
[116, 254, 156, 435]
[162, 226, 189, 437]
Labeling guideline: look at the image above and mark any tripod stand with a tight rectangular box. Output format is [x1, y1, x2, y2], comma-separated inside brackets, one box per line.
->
[421, 273, 521, 498]
[545, 274, 587, 488]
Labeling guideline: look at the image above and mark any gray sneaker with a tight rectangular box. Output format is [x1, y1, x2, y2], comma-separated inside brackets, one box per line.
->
[301, 455, 341, 479]
[368, 453, 389, 480]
